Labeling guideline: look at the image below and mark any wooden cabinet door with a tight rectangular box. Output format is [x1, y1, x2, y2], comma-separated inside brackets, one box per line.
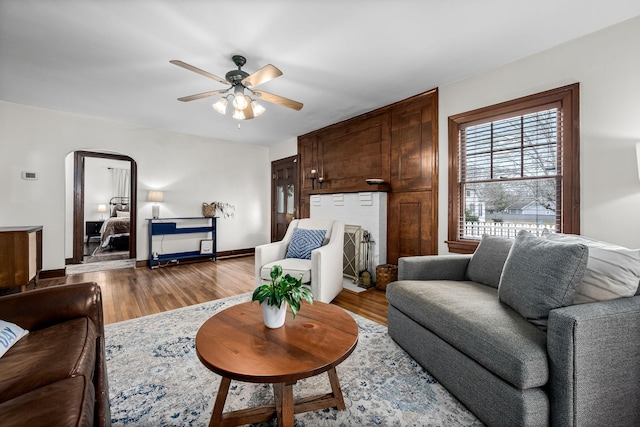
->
[390, 93, 437, 192]
[271, 156, 298, 242]
[387, 91, 438, 264]
[387, 191, 437, 264]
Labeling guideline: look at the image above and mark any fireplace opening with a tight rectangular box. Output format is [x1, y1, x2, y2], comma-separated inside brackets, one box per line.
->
[343, 225, 362, 283]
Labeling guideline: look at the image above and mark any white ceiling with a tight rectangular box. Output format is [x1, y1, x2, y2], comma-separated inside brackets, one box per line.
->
[1, 1, 639, 147]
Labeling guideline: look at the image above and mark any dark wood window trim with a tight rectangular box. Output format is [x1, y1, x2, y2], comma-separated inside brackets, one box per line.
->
[447, 83, 580, 254]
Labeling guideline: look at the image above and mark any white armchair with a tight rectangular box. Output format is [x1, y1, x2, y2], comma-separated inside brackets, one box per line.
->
[255, 218, 345, 303]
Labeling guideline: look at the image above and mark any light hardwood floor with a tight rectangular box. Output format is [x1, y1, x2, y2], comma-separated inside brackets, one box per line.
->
[37, 256, 389, 326]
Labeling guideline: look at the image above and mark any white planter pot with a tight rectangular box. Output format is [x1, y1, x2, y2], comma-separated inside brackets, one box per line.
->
[261, 302, 288, 328]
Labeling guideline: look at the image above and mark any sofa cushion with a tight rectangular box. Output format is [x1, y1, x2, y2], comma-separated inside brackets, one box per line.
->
[387, 280, 548, 389]
[499, 230, 588, 330]
[261, 258, 311, 284]
[0, 317, 97, 403]
[542, 231, 640, 303]
[466, 235, 513, 288]
[0, 376, 95, 427]
[285, 228, 326, 260]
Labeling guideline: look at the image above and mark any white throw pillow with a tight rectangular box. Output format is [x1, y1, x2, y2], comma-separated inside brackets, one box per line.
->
[0, 320, 29, 358]
[116, 210, 130, 218]
[543, 231, 640, 304]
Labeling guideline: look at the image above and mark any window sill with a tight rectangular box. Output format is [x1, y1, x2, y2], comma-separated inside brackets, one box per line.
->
[445, 239, 479, 254]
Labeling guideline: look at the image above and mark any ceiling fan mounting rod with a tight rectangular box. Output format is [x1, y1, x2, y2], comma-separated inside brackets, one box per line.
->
[232, 55, 246, 69]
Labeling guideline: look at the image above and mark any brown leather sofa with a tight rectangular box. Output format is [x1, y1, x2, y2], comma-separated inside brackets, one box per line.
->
[0, 282, 111, 426]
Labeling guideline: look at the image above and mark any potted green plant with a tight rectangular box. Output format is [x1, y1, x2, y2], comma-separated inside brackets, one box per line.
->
[252, 264, 314, 328]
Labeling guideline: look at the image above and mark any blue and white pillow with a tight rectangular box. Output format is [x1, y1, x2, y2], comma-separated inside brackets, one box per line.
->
[285, 228, 327, 260]
[0, 320, 28, 358]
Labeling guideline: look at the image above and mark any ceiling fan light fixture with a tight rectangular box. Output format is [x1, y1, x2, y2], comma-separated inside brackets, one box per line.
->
[172, 55, 303, 120]
[232, 93, 248, 110]
[251, 99, 265, 117]
[232, 108, 246, 120]
[212, 97, 228, 114]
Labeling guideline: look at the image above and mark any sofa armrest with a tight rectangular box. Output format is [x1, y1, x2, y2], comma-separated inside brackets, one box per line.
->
[254, 241, 289, 287]
[398, 255, 472, 281]
[310, 221, 344, 303]
[548, 295, 640, 426]
[0, 282, 104, 335]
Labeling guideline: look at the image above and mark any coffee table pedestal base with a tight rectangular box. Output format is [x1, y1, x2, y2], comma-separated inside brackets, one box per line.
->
[209, 366, 346, 427]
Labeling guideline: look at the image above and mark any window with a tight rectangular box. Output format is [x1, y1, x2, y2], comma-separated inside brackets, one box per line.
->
[447, 84, 580, 253]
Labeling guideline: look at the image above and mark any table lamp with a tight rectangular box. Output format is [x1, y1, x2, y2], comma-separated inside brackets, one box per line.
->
[147, 191, 164, 219]
[97, 204, 107, 220]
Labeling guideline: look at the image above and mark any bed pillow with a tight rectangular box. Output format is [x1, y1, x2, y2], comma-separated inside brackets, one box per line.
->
[0, 320, 29, 358]
[116, 210, 130, 218]
[466, 235, 513, 288]
[498, 230, 588, 330]
[542, 230, 640, 303]
[285, 228, 326, 260]
[111, 203, 129, 216]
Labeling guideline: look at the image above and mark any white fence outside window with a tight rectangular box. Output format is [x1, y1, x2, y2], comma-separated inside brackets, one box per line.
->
[463, 221, 556, 239]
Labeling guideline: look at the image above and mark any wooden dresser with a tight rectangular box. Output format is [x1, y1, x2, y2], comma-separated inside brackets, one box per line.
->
[0, 226, 43, 292]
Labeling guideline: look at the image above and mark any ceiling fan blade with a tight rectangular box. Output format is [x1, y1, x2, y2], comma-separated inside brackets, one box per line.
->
[170, 60, 229, 85]
[253, 90, 303, 111]
[243, 102, 255, 120]
[177, 89, 228, 102]
[242, 64, 282, 88]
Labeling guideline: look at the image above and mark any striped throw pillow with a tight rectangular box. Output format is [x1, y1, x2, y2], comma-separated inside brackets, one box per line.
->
[543, 231, 640, 304]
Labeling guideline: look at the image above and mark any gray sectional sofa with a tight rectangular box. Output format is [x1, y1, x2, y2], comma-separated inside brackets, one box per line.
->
[387, 231, 640, 426]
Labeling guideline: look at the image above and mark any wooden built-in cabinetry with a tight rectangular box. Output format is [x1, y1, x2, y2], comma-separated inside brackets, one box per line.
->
[0, 226, 43, 292]
[298, 90, 438, 264]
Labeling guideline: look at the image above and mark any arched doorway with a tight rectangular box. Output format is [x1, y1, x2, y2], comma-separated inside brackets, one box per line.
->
[67, 150, 138, 265]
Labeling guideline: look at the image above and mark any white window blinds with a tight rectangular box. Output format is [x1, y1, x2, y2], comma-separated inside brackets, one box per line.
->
[458, 106, 562, 239]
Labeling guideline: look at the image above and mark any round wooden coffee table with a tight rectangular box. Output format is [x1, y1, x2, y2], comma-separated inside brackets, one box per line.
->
[196, 300, 358, 427]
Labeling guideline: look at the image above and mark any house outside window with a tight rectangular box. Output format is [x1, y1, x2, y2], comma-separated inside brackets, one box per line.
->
[447, 84, 580, 254]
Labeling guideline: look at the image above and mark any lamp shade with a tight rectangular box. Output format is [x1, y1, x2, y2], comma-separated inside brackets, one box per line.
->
[97, 204, 107, 213]
[232, 109, 246, 120]
[212, 97, 228, 115]
[147, 191, 164, 203]
[233, 94, 248, 110]
[251, 100, 265, 117]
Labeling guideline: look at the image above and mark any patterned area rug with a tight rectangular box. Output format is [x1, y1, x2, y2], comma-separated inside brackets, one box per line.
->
[105, 293, 483, 426]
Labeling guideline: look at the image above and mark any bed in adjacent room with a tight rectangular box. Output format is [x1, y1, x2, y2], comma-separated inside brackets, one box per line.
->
[98, 197, 130, 251]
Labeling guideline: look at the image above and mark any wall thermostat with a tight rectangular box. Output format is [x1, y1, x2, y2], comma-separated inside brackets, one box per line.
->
[21, 171, 39, 180]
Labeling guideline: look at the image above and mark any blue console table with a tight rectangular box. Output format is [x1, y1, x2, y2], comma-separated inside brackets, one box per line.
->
[147, 217, 217, 269]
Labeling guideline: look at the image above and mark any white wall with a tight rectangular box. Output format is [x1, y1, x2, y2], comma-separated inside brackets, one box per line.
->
[269, 137, 297, 162]
[438, 15, 640, 252]
[0, 101, 271, 270]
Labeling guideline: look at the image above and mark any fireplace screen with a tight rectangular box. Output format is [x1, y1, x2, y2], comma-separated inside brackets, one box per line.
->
[343, 225, 362, 282]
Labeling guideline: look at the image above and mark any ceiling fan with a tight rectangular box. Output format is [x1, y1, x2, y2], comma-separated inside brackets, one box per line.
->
[170, 55, 303, 120]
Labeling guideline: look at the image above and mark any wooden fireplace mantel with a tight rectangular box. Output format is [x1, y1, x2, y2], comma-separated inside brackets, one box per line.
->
[307, 183, 391, 195]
